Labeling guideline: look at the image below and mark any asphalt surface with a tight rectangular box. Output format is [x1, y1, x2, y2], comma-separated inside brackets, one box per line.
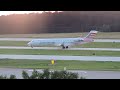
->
[0, 46, 120, 51]
[0, 68, 120, 79]
[0, 54, 120, 61]
[0, 38, 120, 42]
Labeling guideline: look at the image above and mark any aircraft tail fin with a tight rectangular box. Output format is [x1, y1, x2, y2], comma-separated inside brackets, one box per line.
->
[84, 30, 98, 39]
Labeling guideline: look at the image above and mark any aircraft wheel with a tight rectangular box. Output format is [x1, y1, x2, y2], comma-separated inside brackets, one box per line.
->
[62, 46, 65, 49]
[66, 46, 68, 49]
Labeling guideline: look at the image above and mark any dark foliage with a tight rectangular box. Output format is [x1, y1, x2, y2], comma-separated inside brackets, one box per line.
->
[0, 11, 120, 34]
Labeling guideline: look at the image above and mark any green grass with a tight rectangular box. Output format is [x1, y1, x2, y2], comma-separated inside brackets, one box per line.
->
[73, 42, 120, 48]
[0, 41, 28, 46]
[0, 49, 120, 56]
[0, 32, 120, 39]
[0, 41, 120, 48]
[0, 59, 120, 71]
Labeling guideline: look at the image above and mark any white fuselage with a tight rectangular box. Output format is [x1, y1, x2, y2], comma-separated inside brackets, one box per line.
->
[27, 30, 97, 49]
[27, 38, 93, 48]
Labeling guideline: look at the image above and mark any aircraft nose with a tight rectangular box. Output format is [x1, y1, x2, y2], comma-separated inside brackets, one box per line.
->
[27, 42, 31, 46]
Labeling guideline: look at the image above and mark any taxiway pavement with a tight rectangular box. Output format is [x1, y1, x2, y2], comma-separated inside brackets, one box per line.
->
[0, 54, 120, 61]
[0, 46, 120, 51]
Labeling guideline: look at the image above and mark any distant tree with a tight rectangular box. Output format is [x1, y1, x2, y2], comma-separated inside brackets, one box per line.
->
[51, 70, 79, 79]
[0, 75, 8, 79]
[0, 69, 85, 79]
[0, 11, 120, 34]
[22, 69, 80, 79]
[22, 70, 30, 79]
[9, 74, 16, 79]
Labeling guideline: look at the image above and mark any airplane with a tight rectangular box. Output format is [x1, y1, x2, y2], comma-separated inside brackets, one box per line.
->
[27, 30, 98, 49]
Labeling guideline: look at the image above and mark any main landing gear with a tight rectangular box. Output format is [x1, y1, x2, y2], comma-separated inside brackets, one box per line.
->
[62, 46, 69, 49]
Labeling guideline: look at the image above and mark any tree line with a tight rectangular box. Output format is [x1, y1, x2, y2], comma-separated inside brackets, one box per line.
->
[0, 69, 85, 79]
[0, 11, 120, 34]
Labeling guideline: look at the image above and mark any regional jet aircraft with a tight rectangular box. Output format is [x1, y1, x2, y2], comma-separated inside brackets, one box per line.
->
[27, 30, 98, 49]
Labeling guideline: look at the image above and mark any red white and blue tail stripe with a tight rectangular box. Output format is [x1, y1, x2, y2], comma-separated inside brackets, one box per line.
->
[85, 30, 98, 39]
